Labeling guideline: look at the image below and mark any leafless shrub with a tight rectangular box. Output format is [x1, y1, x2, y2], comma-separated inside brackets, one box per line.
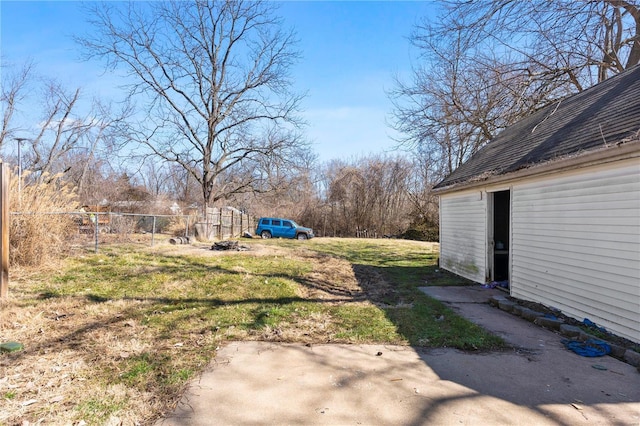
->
[163, 215, 192, 237]
[108, 214, 137, 236]
[9, 170, 77, 267]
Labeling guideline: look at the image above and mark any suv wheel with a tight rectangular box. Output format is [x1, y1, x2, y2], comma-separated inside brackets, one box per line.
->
[296, 233, 308, 240]
[261, 230, 272, 239]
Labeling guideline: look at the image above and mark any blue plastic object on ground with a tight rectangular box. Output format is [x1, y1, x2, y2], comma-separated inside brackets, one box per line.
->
[561, 339, 611, 357]
[583, 318, 608, 334]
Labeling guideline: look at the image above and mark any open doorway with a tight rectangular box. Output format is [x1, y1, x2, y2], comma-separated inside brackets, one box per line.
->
[490, 190, 510, 286]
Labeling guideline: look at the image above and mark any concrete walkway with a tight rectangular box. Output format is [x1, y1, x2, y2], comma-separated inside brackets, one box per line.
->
[157, 286, 640, 425]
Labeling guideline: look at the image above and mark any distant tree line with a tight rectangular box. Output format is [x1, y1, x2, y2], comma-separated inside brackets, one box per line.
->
[253, 153, 439, 239]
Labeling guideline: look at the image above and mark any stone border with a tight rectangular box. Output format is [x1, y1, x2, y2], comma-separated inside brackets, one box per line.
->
[488, 295, 640, 371]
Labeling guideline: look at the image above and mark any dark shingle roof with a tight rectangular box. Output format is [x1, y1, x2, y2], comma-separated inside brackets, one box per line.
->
[434, 65, 640, 190]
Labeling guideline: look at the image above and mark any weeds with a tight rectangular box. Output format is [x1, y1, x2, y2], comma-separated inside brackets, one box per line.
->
[9, 170, 77, 267]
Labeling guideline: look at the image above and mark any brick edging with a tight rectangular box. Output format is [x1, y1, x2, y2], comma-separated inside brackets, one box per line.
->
[488, 295, 640, 371]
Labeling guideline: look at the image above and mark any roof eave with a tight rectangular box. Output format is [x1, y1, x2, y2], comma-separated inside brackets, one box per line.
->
[432, 139, 640, 195]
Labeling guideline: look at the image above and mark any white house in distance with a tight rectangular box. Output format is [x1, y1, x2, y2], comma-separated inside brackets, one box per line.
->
[433, 65, 640, 343]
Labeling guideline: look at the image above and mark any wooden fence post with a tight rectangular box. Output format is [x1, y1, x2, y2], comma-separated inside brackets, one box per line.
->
[1, 163, 10, 298]
[231, 209, 235, 238]
[94, 212, 99, 254]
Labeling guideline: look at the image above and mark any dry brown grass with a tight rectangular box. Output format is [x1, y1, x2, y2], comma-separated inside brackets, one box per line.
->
[1, 296, 155, 425]
[9, 171, 77, 267]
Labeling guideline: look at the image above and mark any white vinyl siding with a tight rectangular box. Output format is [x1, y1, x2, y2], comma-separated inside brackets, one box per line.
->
[439, 192, 487, 282]
[511, 161, 640, 342]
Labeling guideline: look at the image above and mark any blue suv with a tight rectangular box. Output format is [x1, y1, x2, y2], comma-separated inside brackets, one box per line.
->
[255, 217, 314, 240]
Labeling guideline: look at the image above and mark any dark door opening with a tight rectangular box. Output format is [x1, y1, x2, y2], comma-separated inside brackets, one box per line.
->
[492, 190, 510, 284]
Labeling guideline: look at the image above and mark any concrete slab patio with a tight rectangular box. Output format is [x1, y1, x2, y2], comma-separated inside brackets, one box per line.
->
[157, 286, 640, 425]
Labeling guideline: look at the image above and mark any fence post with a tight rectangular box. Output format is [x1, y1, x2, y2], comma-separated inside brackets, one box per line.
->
[231, 209, 235, 238]
[94, 212, 99, 253]
[0, 163, 9, 298]
[151, 216, 156, 246]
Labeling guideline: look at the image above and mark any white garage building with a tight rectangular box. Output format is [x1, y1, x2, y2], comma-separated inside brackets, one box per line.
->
[433, 65, 640, 343]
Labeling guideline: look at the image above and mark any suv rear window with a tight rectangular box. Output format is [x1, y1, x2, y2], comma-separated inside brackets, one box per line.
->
[261, 219, 270, 225]
[272, 220, 282, 226]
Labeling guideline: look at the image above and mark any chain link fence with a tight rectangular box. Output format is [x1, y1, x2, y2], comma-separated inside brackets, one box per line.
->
[73, 211, 193, 252]
[12, 208, 257, 254]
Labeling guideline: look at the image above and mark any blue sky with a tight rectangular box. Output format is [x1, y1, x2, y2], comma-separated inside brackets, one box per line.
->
[1, 1, 439, 163]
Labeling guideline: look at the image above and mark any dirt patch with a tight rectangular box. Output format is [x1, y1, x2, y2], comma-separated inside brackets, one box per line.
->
[294, 250, 367, 303]
[157, 241, 289, 258]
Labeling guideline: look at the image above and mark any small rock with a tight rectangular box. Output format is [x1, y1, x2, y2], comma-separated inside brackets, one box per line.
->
[608, 343, 626, 359]
[511, 305, 524, 316]
[489, 295, 507, 307]
[559, 324, 582, 338]
[498, 300, 516, 312]
[534, 316, 564, 331]
[520, 308, 544, 322]
[579, 331, 597, 342]
[104, 415, 122, 426]
[623, 349, 640, 367]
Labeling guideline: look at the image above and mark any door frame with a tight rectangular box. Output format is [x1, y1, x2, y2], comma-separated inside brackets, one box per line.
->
[486, 188, 512, 283]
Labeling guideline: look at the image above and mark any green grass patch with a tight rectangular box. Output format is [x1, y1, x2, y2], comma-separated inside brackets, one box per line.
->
[75, 396, 128, 425]
[331, 305, 403, 343]
[120, 352, 157, 387]
[300, 238, 502, 349]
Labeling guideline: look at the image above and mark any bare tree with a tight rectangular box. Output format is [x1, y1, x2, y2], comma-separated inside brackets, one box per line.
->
[405, 150, 439, 228]
[20, 81, 129, 192]
[391, 0, 639, 177]
[164, 163, 200, 206]
[78, 0, 307, 214]
[0, 61, 33, 149]
[27, 83, 84, 180]
[138, 159, 171, 198]
[311, 155, 413, 237]
[441, 0, 640, 86]
[1, 60, 127, 203]
[390, 33, 545, 175]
